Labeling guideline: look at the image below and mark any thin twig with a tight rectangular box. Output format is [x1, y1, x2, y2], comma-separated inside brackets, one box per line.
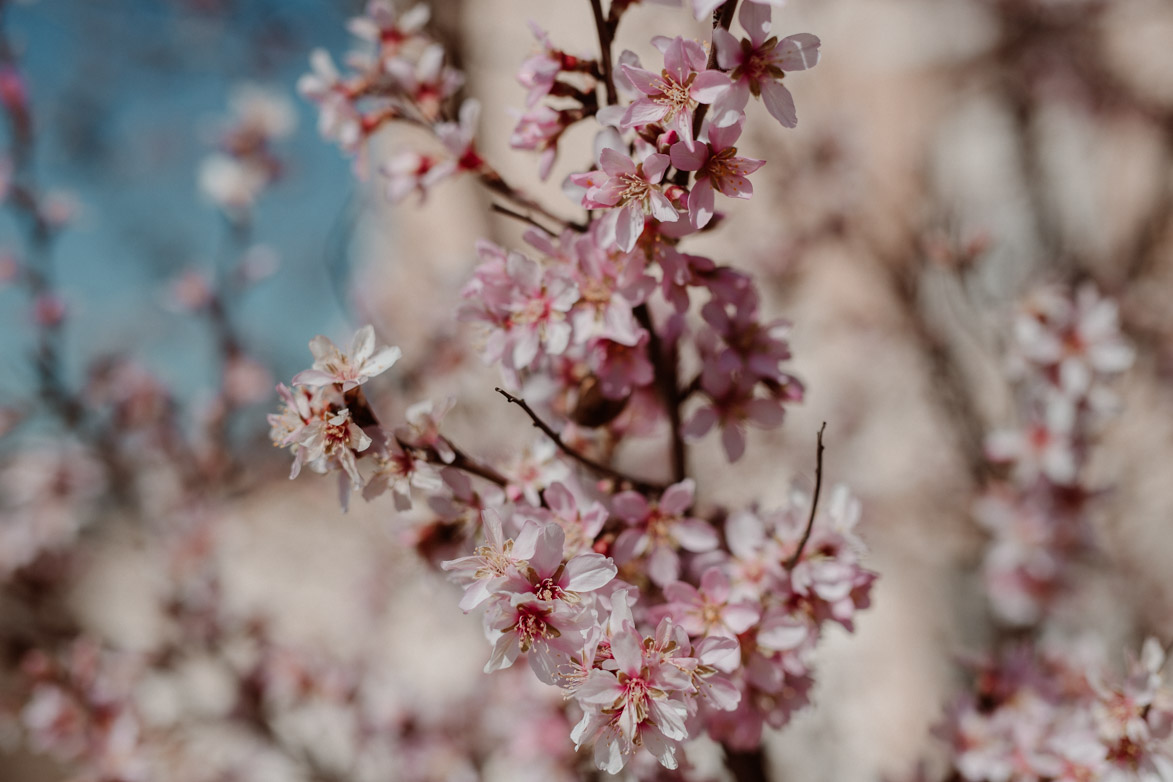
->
[786, 421, 827, 570]
[490, 202, 557, 235]
[589, 0, 619, 106]
[494, 387, 667, 495]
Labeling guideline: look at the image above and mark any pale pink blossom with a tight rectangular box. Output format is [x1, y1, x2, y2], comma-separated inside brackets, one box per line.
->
[711, 3, 820, 128]
[619, 37, 731, 144]
[569, 147, 678, 252]
[611, 479, 719, 586]
[292, 324, 402, 391]
[670, 118, 764, 228]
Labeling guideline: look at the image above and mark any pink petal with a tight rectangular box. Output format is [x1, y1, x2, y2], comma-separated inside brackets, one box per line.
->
[713, 29, 744, 71]
[690, 70, 732, 103]
[530, 523, 567, 575]
[648, 190, 680, 223]
[641, 152, 671, 183]
[614, 204, 644, 252]
[660, 479, 695, 515]
[648, 544, 682, 586]
[670, 139, 709, 172]
[683, 406, 717, 439]
[563, 553, 618, 592]
[759, 79, 797, 128]
[662, 37, 690, 84]
[722, 600, 762, 634]
[622, 98, 670, 129]
[612, 490, 650, 522]
[673, 518, 719, 552]
[688, 176, 716, 229]
[775, 33, 821, 72]
[599, 147, 636, 176]
[739, 1, 772, 48]
[700, 566, 731, 601]
[721, 422, 747, 462]
[620, 64, 663, 97]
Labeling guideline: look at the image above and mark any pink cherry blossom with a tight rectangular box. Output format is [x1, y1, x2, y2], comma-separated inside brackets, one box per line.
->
[711, 3, 820, 128]
[611, 479, 718, 586]
[619, 37, 731, 144]
[292, 325, 402, 391]
[670, 118, 764, 228]
[569, 147, 678, 252]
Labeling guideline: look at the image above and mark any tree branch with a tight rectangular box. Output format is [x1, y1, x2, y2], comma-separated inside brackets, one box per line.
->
[634, 304, 687, 483]
[589, 0, 619, 106]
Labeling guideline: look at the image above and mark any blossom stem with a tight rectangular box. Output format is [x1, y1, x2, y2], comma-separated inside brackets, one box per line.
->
[589, 0, 619, 106]
[786, 422, 826, 570]
[494, 386, 668, 495]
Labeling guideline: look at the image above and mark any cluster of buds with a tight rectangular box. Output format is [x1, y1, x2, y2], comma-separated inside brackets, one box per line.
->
[938, 638, 1173, 781]
[978, 283, 1134, 625]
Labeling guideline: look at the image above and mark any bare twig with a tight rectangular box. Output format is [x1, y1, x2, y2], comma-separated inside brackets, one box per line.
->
[787, 421, 827, 570]
[494, 387, 667, 494]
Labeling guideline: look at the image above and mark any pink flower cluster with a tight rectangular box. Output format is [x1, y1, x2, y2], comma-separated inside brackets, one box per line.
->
[978, 283, 1134, 625]
[939, 639, 1173, 782]
[271, 318, 874, 771]
[435, 481, 873, 772]
[268, 325, 409, 505]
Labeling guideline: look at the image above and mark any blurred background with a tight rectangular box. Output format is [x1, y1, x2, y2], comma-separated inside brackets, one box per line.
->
[2, 0, 1173, 780]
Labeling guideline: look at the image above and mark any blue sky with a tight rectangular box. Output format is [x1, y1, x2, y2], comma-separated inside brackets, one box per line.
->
[0, 0, 366, 415]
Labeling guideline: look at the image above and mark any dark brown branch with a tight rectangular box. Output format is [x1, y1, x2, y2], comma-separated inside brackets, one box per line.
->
[723, 744, 770, 782]
[589, 0, 619, 106]
[786, 421, 827, 570]
[494, 387, 667, 495]
[634, 304, 687, 483]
